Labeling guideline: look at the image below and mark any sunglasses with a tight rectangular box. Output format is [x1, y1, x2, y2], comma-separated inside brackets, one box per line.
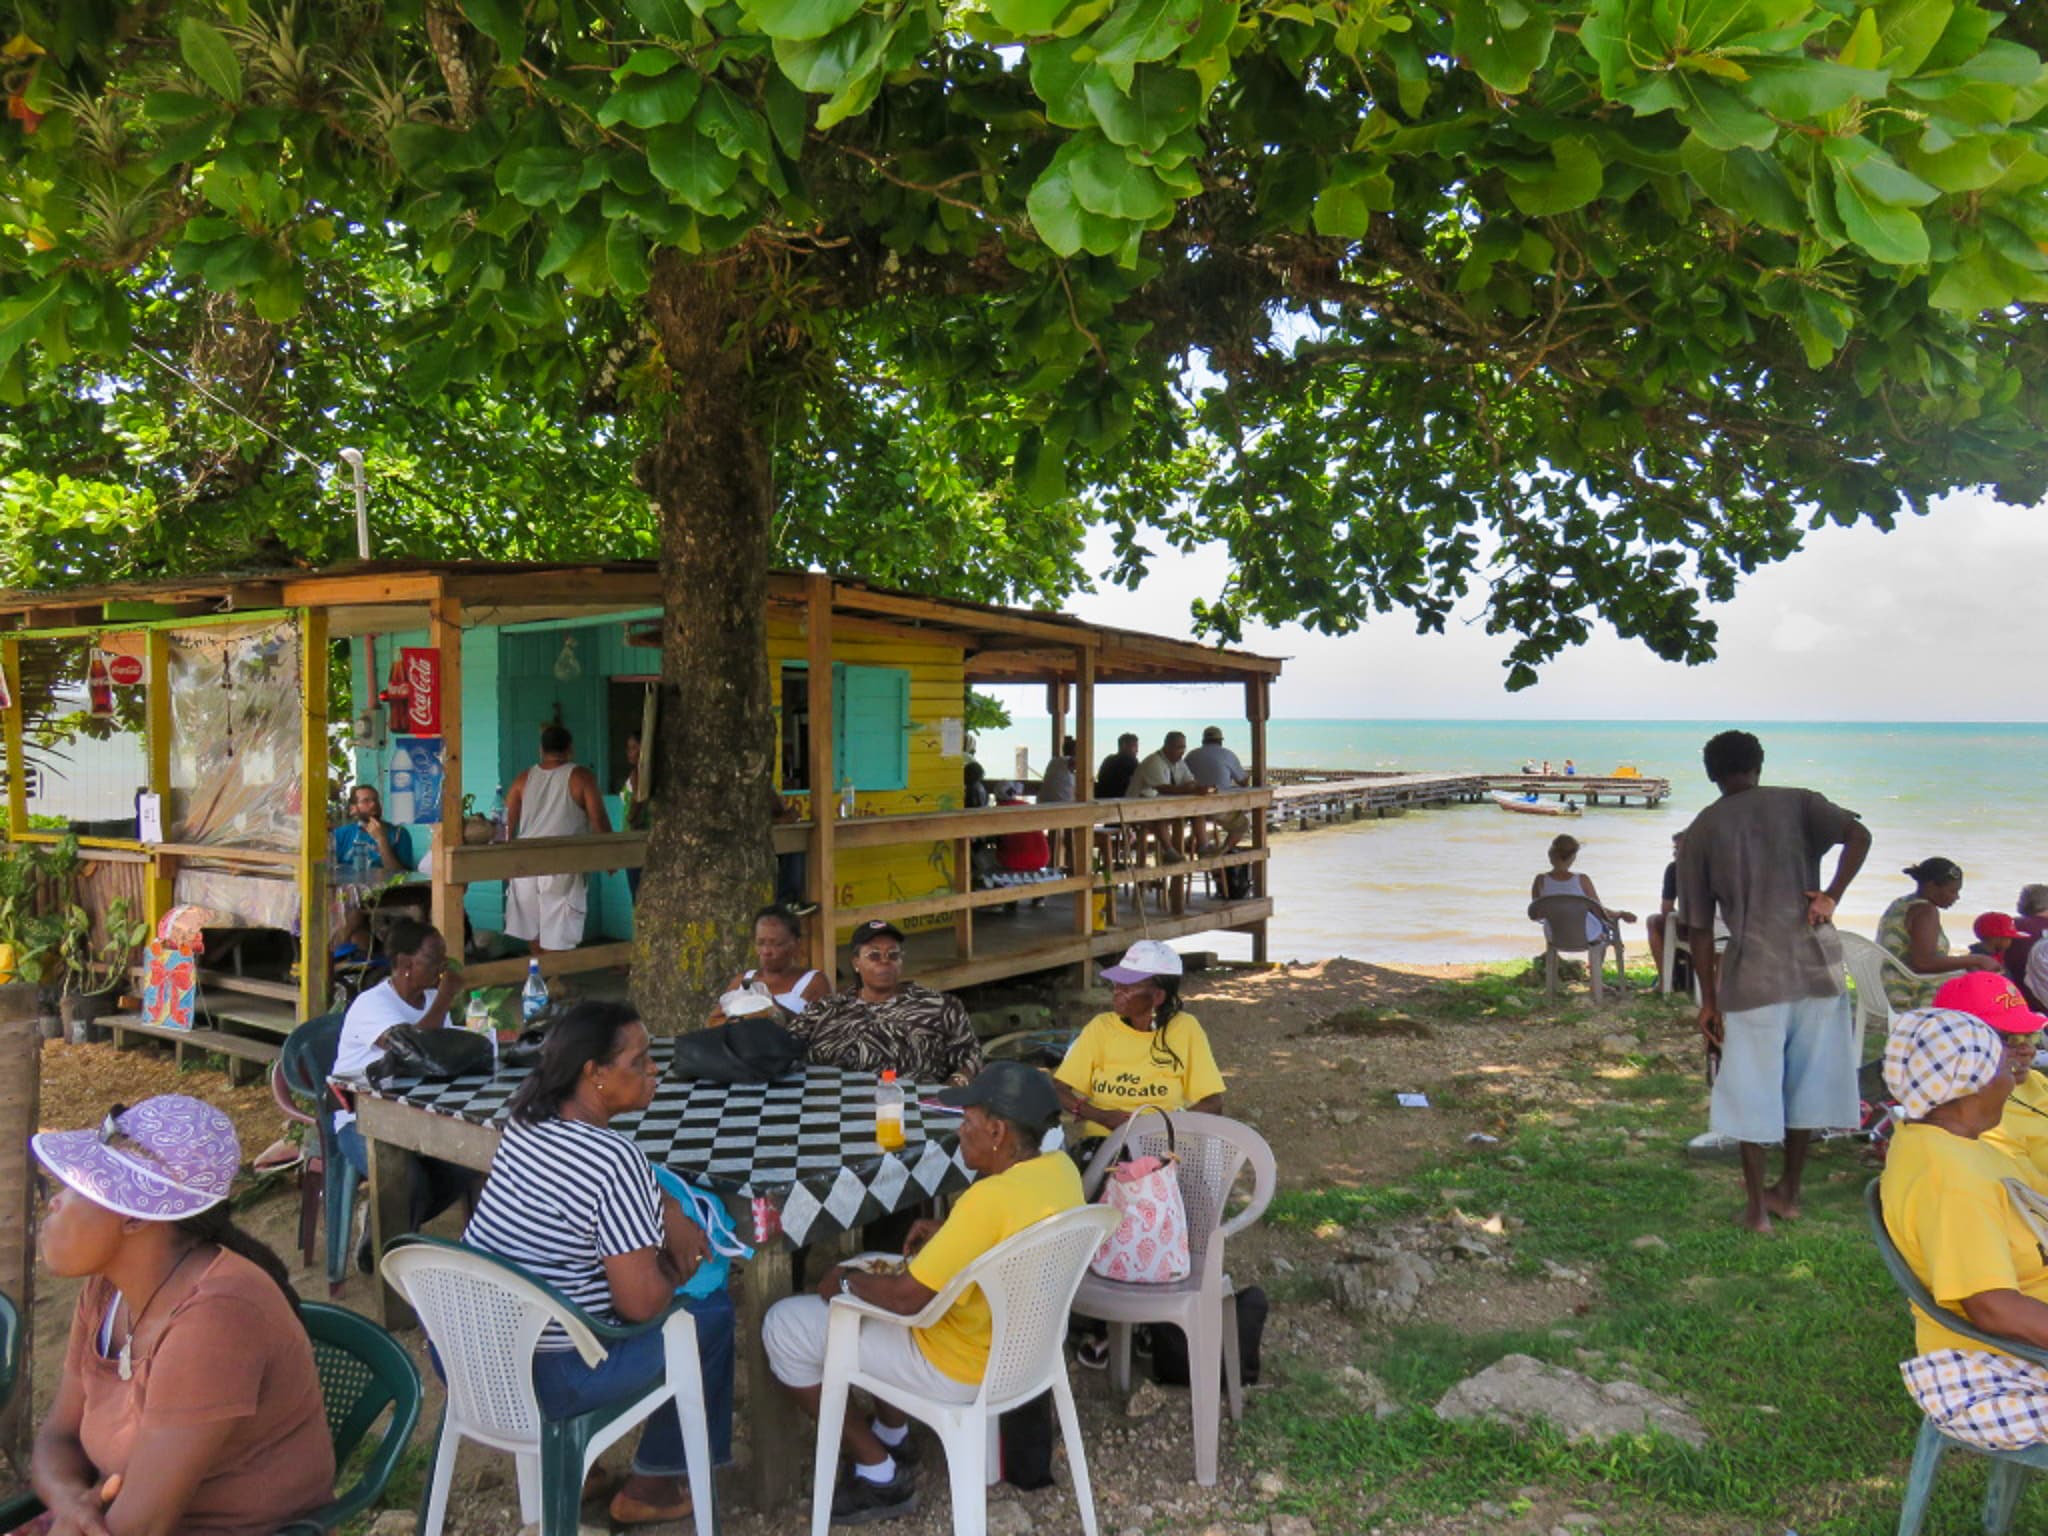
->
[859, 949, 904, 963]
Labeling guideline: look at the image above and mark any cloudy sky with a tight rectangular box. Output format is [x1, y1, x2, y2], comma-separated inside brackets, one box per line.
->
[985, 487, 2043, 723]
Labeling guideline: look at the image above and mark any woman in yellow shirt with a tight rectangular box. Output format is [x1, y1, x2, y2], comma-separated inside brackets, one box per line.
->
[1053, 940, 1225, 1141]
[1936, 972, 2048, 1191]
[1880, 1003, 2048, 1451]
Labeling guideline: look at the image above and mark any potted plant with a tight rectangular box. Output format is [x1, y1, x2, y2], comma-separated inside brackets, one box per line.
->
[58, 895, 148, 1043]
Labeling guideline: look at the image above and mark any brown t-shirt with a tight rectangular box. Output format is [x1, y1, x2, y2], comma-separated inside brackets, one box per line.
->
[1677, 784, 1860, 1015]
[64, 1250, 334, 1536]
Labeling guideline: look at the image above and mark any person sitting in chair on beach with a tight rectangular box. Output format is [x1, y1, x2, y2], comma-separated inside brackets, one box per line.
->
[1532, 834, 1636, 956]
[786, 921, 984, 1086]
[1878, 858, 2000, 1011]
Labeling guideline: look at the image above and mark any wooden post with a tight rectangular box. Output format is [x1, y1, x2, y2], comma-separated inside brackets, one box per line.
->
[1, 638, 23, 840]
[952, 836, 973, 960]
[1046, 680, 1067, 773]
[0, 982, 38, 1464]
[805, 576, 838, 984]
[1072, 647, 1096, 970]
[1246, 676, 1269, 962]
[297, 611, 330, 1023]
[141, 630, 173, 931]
[430, 595, 465, 943]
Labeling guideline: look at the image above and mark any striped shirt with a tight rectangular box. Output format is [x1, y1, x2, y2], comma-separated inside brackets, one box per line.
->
[462, 1115, 664, 1350]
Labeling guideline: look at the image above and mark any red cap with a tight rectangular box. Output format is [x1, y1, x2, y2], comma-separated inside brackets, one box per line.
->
[1934, 972, 2048, 1034]
[1974, 912, 2023, 942]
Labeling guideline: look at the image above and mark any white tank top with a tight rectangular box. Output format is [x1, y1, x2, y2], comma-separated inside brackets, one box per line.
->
[518, 762, 589, 839]
[746, 967, 822, 1013]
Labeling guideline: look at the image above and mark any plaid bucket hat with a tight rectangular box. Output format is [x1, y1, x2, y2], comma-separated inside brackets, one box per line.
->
[1884, 1008, 2007, 1122]
[33, 1094, 239, 1222]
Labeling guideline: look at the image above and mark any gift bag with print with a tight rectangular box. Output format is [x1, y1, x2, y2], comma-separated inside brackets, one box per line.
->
[1089, 1106, 1191, 1283]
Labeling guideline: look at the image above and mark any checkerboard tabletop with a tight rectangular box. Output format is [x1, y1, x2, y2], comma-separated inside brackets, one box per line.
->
[362, 1040, 972, 1247]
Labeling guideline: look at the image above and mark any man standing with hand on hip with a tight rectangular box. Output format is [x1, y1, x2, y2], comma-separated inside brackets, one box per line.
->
[1680, 729, 1871, 1234]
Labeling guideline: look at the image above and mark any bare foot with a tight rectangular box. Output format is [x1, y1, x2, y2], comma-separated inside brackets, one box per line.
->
[1762, 1186, 1803, 1221]
[1735, 1207, 1774, 1234]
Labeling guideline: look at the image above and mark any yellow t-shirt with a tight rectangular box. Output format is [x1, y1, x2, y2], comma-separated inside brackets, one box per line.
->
[1880, 1120, 2048, 1355]
[1983, 1071, 2048, 1192]
[907, 1152, 1084, 1383]
[1053, 1011, 1227, 1139]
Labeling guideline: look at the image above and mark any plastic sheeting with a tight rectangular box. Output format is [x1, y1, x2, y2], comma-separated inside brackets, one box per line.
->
[167, 619, 303, 852]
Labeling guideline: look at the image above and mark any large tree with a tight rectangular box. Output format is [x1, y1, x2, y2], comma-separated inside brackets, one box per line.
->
[4, 0, 2044, 1018]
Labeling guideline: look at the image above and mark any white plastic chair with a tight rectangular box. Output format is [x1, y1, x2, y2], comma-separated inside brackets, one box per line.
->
[1072, 1112, 1276, 1486]
[1528, 894, 1623, 1001]
[808, 1204, 1121, 1536]
[1839, 930, 1944, 1066]
[382, 1237, 715, 1536]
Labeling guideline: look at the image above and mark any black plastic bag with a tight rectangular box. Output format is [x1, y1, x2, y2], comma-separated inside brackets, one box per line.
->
[1148, 1284, 1267, 1387]
[997, 1390, 1055, 1489]
[366, 1024, 497, 1085]
[668, 1016, 804, 1085]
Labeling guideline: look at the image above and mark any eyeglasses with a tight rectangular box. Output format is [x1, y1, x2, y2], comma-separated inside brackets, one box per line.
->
[860, 949, 904, 963]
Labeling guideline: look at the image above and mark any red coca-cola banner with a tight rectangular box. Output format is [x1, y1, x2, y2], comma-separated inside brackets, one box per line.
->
[398, 647, 441, 736]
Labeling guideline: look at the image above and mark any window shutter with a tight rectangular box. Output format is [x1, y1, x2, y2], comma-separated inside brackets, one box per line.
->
[837, 665, 910, 791]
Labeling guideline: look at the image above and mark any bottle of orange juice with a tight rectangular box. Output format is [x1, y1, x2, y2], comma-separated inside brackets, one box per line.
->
[875, 1070, 906, 1150]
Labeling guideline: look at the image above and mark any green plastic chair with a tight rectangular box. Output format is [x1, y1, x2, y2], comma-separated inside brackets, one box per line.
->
[1864, 1179, 2048, 1535]
[0, 1290, 21, 1422]
[380, 1234, 717, 1536]
[0, 1299, 421, 1534]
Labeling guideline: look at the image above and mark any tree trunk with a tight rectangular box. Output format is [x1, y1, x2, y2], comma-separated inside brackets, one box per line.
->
[630, 255, 780, 1031]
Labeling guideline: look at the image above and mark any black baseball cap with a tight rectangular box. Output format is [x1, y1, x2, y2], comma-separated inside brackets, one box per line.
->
[935, 1061, 1061, 1129]
[849, 919, 905, 951]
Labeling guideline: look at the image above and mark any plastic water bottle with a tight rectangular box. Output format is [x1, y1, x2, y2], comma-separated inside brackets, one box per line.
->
[875, 1069, 905, 1150]
[521, 958, 549, 1022]
[839, 778, 856, 819]
[465, 990, 492, 1034]
[349, 837, 374, 884]
[387, 744, 416, 823]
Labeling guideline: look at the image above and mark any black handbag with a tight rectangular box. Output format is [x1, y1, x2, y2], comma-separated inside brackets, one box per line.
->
[668, 1016, 804, 1085]
[366, 1024, 497, 1085]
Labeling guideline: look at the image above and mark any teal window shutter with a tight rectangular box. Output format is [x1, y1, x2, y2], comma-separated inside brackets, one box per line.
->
[837, 665, 910, 791]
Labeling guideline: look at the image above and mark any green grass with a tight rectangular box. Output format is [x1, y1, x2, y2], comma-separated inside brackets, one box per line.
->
[1246, 974, 2041, 1534]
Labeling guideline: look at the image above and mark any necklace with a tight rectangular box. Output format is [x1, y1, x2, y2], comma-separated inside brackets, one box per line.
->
[116, 1246, 199, 1383]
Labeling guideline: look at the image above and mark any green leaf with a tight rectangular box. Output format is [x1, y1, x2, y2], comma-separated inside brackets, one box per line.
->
[985, 0, 1075, 35]
[1679, 134, 1804, 232]
[694, 81, 774, 166]
[763, 70, 810, 157]
[1675, 77, 1776, 151]
[142, 90, 216, 122]
[1929, 248, 2011, 311]
[178, 17, 243, 101]
[1067, 133, 1177, 219]
[646, 124, 743, 209]
[1312, 173, 1390, 237]
[1832, 163, 1930, 263]
[1453, 0, 1554, 95]
[1086, 0, 1204, 69]
[615, 47, 680, 77]
[742, 0, 866, 43]
[1505, 134, 1603, 215]
[1843, 150, 1939, 207]
[774, 13, 891, 94]
[1741, 58, 1889, 119]
[1082, 64, 1200, 150]
[596, 69, 703, 128]
[461, 0, 524, 60]
[498, 146, 591, 210]
[1026, 146, 1131, 256]
[1838, 8, 1882, 72]
[1031, 39, 1098, 128]
[1875, 0, 1953, 76]
[1577, 0, 1627, 94]
[0, 279, 62, 369]
[606, 221, 652, 296]
[624, 0, 697, 35]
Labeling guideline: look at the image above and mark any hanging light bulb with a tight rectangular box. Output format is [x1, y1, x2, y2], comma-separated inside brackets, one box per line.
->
[553, 635, 582, 682]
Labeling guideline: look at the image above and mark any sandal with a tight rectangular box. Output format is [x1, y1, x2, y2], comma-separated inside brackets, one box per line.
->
[609, 1488, 692, 1527]
[1076, 1336, 1109, 1370]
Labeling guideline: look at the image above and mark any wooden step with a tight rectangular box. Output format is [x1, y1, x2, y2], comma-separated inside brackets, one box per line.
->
[107, 1014, 280, 1085]
[131, 966, 299, 1003]
[199, 994, 300, 1037]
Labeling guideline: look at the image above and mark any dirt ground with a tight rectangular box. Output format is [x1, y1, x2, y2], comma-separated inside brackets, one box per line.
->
[15, 957, 1670, 1535]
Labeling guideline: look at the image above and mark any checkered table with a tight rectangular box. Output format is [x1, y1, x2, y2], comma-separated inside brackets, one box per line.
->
[360, 1040, 972, 1247]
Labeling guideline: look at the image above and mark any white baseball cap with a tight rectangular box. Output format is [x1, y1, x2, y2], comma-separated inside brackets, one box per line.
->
[1101, 939, 1183, 984]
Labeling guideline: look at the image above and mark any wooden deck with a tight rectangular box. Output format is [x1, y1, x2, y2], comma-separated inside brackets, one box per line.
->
[1268, 768, 1670, 831]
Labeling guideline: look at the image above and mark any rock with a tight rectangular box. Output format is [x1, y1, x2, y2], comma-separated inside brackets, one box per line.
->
[1477, 1503, 1508, 1519]
[1270, 1255, 1296, 1275]
[1434, 1354, 1707, 1448]
[1561, 1514, 1603, 1528]
[1630, 1234, 1669, 1252]
[1336, 1364, 1400, 1417]
[1439, 1188, 1476, 1203]
[1501, 1154, 1528, 1171]
[1327, 1248, 1437, 1318]
[1450, 1236, 1498, 1262]
[1255, 1471, 1288, 1498]
[1330, 1109, 1361, 1127]
[1270, 1518, 1316, 1536]
[1126, 1380, 1170, 1418]
[1549, 1112, 1579, 1129]
[1598, 1033, 1637, 1057]
[1541, 1258, 1587, 1284]
[369, 1516, 418, 1536]
[987, 1502, 1035, 1536]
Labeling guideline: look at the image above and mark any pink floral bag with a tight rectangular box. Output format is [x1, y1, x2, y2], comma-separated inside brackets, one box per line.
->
[1089, 1108, 1192, 1284]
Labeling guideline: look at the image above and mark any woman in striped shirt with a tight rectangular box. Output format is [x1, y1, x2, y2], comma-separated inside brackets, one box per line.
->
[463, 1001, 734, 1528]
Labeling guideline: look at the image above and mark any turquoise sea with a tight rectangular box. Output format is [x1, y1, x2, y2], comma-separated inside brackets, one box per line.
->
[977, 718, 2041, 966]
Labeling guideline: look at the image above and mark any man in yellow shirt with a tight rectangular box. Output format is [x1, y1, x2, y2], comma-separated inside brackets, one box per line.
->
[1054, 940, 1226, 1142]
[763, 1061, 1081, 1524]
[1880, 1004, 2048, 1451]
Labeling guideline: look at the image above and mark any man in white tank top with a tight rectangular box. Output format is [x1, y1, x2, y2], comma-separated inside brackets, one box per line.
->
[503, 724, 613, 957]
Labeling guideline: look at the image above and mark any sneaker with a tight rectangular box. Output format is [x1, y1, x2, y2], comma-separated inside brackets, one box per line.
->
[830, 1466, 918, 1525]
[1076, 1336, 1110, 1370]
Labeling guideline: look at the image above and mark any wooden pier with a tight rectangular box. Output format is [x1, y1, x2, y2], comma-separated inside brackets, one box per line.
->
[1267, 768, 1669, 832]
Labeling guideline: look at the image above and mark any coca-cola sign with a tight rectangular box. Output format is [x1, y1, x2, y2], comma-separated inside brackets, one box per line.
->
[398, 647, 441, 736]
[107, 654, 145, 688]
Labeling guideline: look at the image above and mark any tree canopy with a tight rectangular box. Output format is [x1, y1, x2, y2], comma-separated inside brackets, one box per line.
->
[4, 0, 2045, 1003]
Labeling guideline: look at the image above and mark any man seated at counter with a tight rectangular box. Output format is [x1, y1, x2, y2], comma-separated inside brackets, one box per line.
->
[786, 920, 985, 1086]
[333, 783, 415, 874]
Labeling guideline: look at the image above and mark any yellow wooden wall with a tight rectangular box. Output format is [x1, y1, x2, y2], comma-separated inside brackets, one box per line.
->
[766, 617, 966, 937]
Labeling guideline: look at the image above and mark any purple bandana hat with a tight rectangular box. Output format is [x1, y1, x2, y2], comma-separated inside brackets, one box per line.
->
[33, 1095, 240, 1222]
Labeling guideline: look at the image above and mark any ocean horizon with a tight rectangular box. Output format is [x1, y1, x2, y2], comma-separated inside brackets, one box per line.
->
[977, 716, 2035, 967]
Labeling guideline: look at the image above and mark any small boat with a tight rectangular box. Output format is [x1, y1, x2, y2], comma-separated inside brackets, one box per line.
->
[1493, 791, 1581, 817]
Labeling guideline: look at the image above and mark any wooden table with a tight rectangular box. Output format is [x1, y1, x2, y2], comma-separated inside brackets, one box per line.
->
[352, 1050, 971, 1512]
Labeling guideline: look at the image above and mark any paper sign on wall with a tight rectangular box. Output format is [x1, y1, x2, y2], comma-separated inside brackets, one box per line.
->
[939, 718, 963, 758]
[137, 793, 164, 844]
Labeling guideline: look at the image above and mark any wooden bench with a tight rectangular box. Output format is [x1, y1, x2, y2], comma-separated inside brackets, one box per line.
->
[108, 1013, 283, 1085]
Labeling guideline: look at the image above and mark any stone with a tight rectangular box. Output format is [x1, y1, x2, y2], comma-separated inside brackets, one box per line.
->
[1630, 1234, 1669, 1252]
[1331, 1109, 1362, 1127]
[1270, 1518, 1316, 1536]
[1327, 1248, 1437, 1318]
[369, 1516, 418, 1536]
[1336, 1364, 1400, 1417]
[1270, 1254, 1296, 1275]
[1439, 1188, 1476, 1203]
[1126, 1379, 1171, 1418]
[987, 1501, 1035, 1536]
[1561, 1514, 1603, 1528]
[1477, 1502, 1508, 1518]
[1501, 1154, 1529, 1171]
[1434, 1354, 1707, 1448]
[1541, 1258, 1587, 1284]
[1598, 1033, 1637, 1057]
[1255, 1471, 1288, 1498]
